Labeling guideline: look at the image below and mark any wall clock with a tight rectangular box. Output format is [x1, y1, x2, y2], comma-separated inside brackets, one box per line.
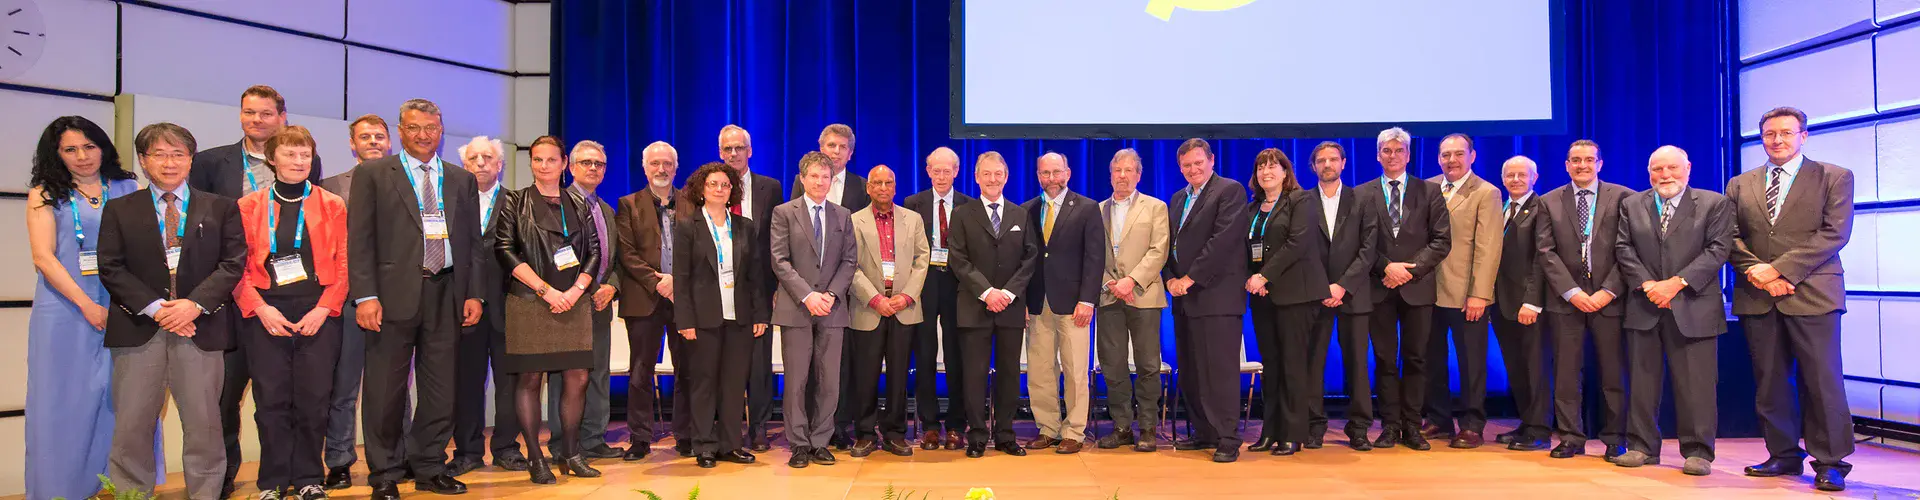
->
[0, 0, 47, 81]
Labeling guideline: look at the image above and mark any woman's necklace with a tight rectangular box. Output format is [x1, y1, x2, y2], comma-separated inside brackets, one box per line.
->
[274, 183, 310, 203]
[77, 183, 103, 208]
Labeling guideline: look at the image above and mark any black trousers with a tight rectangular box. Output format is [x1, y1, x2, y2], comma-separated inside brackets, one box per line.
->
[1249, 298, 1283, 440]
[851, 316, 915, 441]
[1743, 310, 1853, 471]
[1175, 314, 1245, 450]
[746, 320, 776, 445]
[1307, 309, 1373, 438]
[1369, 295, 1433, 430]
[624, 307, 682, 444]
[219, 317, 252, 486]
[1549, 311, 1626, 448]
[1625, 312, 1718, 461]
[1492, 312, 1551, 440]
[685, 322, 753, 455]
[960, 325, 1023, 446]
[362, 273, 460, 482]
[451, 316, 521, 461]
[1269, 303, 1319, 443]
[1424, 307, 1490, 434]
[914, 268, 965, 433]
[242, 299, 342, 490]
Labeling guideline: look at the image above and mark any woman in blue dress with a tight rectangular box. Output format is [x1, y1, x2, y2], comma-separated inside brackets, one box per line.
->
[24, 115, 143, 500]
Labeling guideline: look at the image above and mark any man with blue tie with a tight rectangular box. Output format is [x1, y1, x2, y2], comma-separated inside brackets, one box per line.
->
[1163, 139, 1252, 462]
[1356, 127, 1451, 451]
[770, 152, 859, 468]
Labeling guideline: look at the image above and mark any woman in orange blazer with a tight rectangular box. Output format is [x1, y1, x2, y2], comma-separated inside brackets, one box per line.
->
[231, 125, 349, 499]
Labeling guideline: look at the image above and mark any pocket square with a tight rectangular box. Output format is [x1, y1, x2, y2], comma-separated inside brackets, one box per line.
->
[1010, 225, 1022, 232]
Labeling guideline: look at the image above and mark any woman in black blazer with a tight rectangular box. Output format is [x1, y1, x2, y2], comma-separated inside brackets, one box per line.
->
[1240, 148, 1307, 455]
[672, 162, 770, 468]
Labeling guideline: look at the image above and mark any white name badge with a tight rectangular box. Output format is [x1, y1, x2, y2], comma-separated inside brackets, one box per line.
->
[79, 250, 99, 276]
[720, 267, 735, 289]
[553, 245, 580, 270]
[1250, 243, 1265, 262]
[423, 214, 449, 240]
[166, 247, 182, 272]
[270, 255, 309, 286]
[930, 248, 949, 266]
[882, 261, 896, 281]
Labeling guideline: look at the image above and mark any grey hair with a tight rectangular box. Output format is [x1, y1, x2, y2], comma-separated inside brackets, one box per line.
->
[399, 98, 441, 118]
[927, 146, 959, 165]
[1650, 145, 1690, 165]
[1377, 127, 1411, 148]
[1110, 148, 1143, 170]
[457, 136, 504, 165]
[718, 124, 752, 147]
[1502, 155, 1537, 174]
[643, 141, 678, 161]
[571, 139, 606, 159]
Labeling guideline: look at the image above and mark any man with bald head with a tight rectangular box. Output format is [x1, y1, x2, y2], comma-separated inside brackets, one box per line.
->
[1020, 152, 1106, 454]
[1491, 155, 1550, 452]
[1613, 146, 1733, 475]
[722, 124, 786, 451]
[614, 141, 688, 460]
[845, 165, 930, 457]
[901, 147, 977, 450]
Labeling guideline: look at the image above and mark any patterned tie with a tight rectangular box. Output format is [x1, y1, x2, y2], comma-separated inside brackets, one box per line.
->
[1043, 200, 1058, 245]
[421, 164, 446, 272]
[1387, 180, 1403, 237]
[164, 192, 181, 297]
[938, 199, 950, 247]
[813, 205, 825, 267]
[1766, 167, 1785, 222]
[1660, 198, 1675, 237]
[1576, 189, 1593, 277]
[989, 202, 1002, 236]
[1443, 181, 1455, 201]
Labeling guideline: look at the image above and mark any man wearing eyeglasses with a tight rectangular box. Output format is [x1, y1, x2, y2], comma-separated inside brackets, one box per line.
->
[544, 139, 628, 461]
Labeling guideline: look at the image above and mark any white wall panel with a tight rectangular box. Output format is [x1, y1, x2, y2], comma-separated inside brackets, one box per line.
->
[1877, 211, 1920, 291]
[1885, 384, 1920, 426]
[0, 0, 116, 95]
[1739, 141, 1764, 175]
[1842, 213, 1878, 291]
[1885, 0, 1920, 23]
[144, 0, 347, 39]
[1878, 299, 1920, 384]
[1738, 36, 1877, 138]
[1877, 24, 1920, 113]
[0, 89, 115, 192]
[1847, 380, 1883, 422]
[512, 76, 549, 145]
[1842, 298, 1882, 378]
[347, 47, 510, 141]
[346, 0, 512, 72]
[121, 4, 346, 119]
[0, 199, 34, 301]
[1738, 0, 1874, 60]
[0, 308, 28, 409]
[513, 3, 550, 73]
[1878, 115, 1920, 202]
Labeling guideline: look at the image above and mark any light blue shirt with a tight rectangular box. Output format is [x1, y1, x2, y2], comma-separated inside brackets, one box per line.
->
[1764, 154, 1803, 223]
[141, 183, 207, 320]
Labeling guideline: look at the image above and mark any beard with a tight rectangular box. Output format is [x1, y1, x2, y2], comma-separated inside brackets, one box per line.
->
[651, 176, 672, 188]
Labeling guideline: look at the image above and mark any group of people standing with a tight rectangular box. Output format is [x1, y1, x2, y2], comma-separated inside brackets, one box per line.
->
[22, 86, 1857, 500]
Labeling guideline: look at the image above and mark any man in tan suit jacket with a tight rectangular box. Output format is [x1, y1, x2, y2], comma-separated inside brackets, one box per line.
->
[1421, 133, 1504, 449]
[846, 165, 930, 458]
[1093, 149, 1170, 452]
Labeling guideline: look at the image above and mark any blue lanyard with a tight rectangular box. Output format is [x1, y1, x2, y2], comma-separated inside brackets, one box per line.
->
[1654, 193, 1671, 218]
[1380, 177, 1401, 209]
[71, 194, 91, 250]
[242, 152, 260, 192]
[557, 193, 570, 238]
[1578, 186, 1598, 237]
[480, 189, 496, 228]
[401, 156, 446, 214]
[151, 187, 189, 240]
[705, 210, 730, 265]
[267, 183, 310, 253]
[1249, 208, 1270, 239]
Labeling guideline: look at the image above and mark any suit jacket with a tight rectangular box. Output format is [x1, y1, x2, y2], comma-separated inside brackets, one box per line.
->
[1494, 194, 1544, 320]
[1535, 181, 1632, 316]
[346, 154, 485, 324]
[791, 171, 870, 212]
[769, 198, 859, 328]
[1297, 185, 1377, 314]
[849, 206, 930, 329]
[615, 188, 676, 317]
[1428, 173, 1503, 308]
[948, 197, 1038, 328]
[1022, 191, 1107, 315]
[1615, 187, 1735, 336]
[1164, 174, 1250, 317]
[98, 187, 248, 350]
[1256, 191, 1331, 306]
[1355, 175, 1451, 306]
[1097, 193, 1170, 309]
[233, 186, 351, 318]
[902, 189, 976, 314]
[744, 172, 781, 299]
[1727, 158, 1854, 316]
[319, 165, 356, 203]
[473, 186, 508, 330]
[190, 140, 325, 198]
[671, 210, 768, 329]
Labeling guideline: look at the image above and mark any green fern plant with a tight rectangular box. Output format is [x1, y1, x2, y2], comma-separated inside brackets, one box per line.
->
[633, 482, 700, 500]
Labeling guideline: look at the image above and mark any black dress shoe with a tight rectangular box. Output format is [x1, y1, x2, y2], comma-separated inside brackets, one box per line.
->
[1133, 433, 1158, 452]
[828, 434, 853, 451]
[696, 454, 718, 468]
[325, 466, 352, 490]
[495, 454, 531, 472]
[750, 438, 772, 453]
[994, 441, 1028, 457]
[1814, 468, 1846, 491]
[1371, 428, 1399, 449]
[720, 449, 757, 464]
[1304, 435, 1324, 449]
[623, 445, 652, 461]
[446, 456, 485, 477]
[1494, 430, 1518, 445]
[400, 468, 416, 481]
[1347, 436, 1373, 452]
[1549, 442, 1585, 459]
[1247, 437, 1275, 451]
[581, 444, 626, 459]
[1174, 438, 1206, 451]
[810, 447, 838, 465]
[675, 442, 694, 458]
[1401, 433, 1432, 451]
[1269, 442, 1299, 456]
[560, 455, 602, 477]
[1604, 444, 1627, 463]
[788, 447, 811, 468]
[1743, 457, 1805, 477]
[1509, 437, 1552, 452]
[414, 474, 468, 495]
[370, 481, 401, 500]
[1212, 447, 1240, 463]
[526, 458, 557, 484]
[965, 443, 986, 458]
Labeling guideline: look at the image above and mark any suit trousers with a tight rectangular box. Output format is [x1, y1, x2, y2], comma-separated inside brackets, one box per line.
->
[1549, 311, 1626, 448]
[243, 306, 342, 490]
[1492, 313, 1551, 440]
[1096, 304, 1164, 433]
[1425, 307, 1491, 434]
[1176, 313, 1246, 450]
[110, 331, 225, 499]
[548, 306, 614, 455]
[452, 315, 520, 462]
[961, 325, 1025, 446]
[1308, 310, 1374, 438]
[219, 320, 252, 486]
[623, 307, 680, 444]
[1269, 303, 1320, 443]
[914, 268, 966, 433]
[746, 320, 776, 444]
[1369, 294, 1434, 430]
[685, 323, 753, 455]
[1028, 300, 1093, 442]
[325, 299, 413, 470]
[850, 315, 915, 441]
[1249, 298, 1284, 440]
[1625, 312, 1718, 461]
[362, 273, 460, 482]
[782, 322, 845, 449]
[1743, 310, 1853, 471]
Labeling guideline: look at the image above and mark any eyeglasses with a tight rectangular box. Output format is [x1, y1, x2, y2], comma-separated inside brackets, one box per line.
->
[705, 180, 733, 189]
[575, 160, 607, 169]
[400, 124, 442, 135]
[1760, 131, 1802, 140]
[142, 152, 191, 164]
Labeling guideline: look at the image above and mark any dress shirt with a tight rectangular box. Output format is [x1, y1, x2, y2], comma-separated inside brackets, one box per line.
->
[1764, 154, 1803, 224]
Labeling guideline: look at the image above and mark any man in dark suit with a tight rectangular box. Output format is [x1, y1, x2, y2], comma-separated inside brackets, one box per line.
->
[100, 123, 248, 500]
[615, 141, 685, 461]
[1356, 128, 1451, 451]
[1536, 139, 1633, 460]
[947, 151, 1038, 459]
[723, 125, 785, 452]
[348, 98, 487, 499]
[791, 124, 869, 449]
[1020, 152, 1107, 454]
[188, 85, 326, 495]
[900, 147, 976, 451]
[1613, 145, 1735, 476]
[445, 136, 526, 476]
[1728, 107, 1856, 492]
[1490, 156, 1551, 452]
[1299, 142, 1379, 451]
[544, 139, 627, 461]
[771, 152, 860, 468]
[1163, 139, 1252, 462]
[320, 113, 403, 489]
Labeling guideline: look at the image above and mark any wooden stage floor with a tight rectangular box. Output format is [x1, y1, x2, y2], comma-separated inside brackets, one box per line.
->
[63, 420, 1920, 499]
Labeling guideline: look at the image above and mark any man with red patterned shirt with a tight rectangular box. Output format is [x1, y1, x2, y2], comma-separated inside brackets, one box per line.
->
[845, 165, 930, 457]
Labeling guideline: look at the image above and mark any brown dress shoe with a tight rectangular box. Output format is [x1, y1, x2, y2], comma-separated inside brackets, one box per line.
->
[921, 431, 942, 451]
[1420, 421, 1454, 440]
[1450, 430, 1484, 449]
[1027, 436, 1061, 449]
[944, 431, 965, 451]
[849, 439, 878, 457]
[1055, 439, 1084, 454]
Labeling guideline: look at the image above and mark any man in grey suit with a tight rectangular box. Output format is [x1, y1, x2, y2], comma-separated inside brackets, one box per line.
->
[770, 151, 859, 468]
[1728, 107, 1856, 492]
[1612, 146, 1734, 476]
[1535, 139, 1633, 460]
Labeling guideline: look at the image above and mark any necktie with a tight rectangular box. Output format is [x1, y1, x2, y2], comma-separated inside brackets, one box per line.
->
[1576, 189, 1593, 276]
[989, 202, 1002, 236]
[591, 200, 611, 279]
[164, 192, 181, 297]
[1387, 180, 1403, 237]
[1505, 201, 1519, 224]
[1179, 190, 1197, 230]
[421, 164, 446, 272]
[1043, 200, 1058, 245]
[937, 199, 950, 247]
[1443, 181, 1455, 201]
[1660, 198, 1675, 237]
[1766, 167, 1785, 222]
[813, 205, 825, 267]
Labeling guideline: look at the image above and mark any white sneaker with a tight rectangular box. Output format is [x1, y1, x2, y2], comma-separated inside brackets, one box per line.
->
[296, 485, 330, 500]
[257, 489, 284, 500]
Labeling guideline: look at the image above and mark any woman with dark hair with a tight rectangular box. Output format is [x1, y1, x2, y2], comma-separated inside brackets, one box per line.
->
[1240, 148, 1308, 454]
[672, 162, 767, 468]
[23, 115, 142, 499]
[233, 125, 348, 500]
[492, 138, 604, 483]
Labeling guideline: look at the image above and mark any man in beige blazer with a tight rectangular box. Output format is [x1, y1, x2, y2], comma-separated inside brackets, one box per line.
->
[1420, 133, 1504, 449]
[846, 165, 931, 458]
[1093, 149, 1171, 452]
